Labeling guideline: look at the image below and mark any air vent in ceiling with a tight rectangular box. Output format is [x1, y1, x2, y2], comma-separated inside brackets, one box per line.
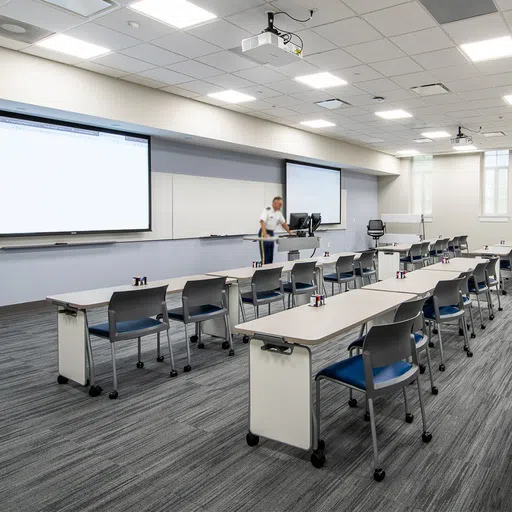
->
[40, 0, 116, 18]
[411, 83, 451, 97]
[315, 99, 351, 109]
[419, 0, 497, 25]
[0, 15, 54, 43]
[482, 131, 506, 138]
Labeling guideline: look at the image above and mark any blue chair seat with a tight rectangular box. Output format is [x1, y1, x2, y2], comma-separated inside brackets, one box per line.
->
[413, 332, 424, 344]
[423, 304, 461, 319]
[500, 260, 511, 269]
[463, 295, 471, 305]
[89, 317, 161, 338]
[400, 256, 422, 263]
[324, 272, 354, 282]
[488, 278, 498, 286]
[167, 304, 223, 321]
[468, 280, 487, 293]
[283, 282, 315, 293]
[240, 290, 281, 303]
[317, 355, 413, 390]
[354, 267, 374, 276]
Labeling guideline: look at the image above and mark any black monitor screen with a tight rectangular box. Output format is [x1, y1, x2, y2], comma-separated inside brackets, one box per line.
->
[289, 212, 310, 230]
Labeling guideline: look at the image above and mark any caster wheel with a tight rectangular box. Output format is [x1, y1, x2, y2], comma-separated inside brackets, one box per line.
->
[170, 369, 178, 378]
[156, 356, 164, 362]
[136, 361, 144, 369]
[317, 439, 326, 451]
[458, 328, 464, 336]
[439, 364, 445, 372]
[463, 345, 468, 352]
[198, 343, 205, 349]
[364, 412, 371, 422]
[190, 335, 198, 343]
[405, 413, 414, 424]
[419, 363, 426, 374]
[89, 385, 102, 397]
[348, 398, 358, 408]
[499, 307, 503, 312]
[184, 365, 192, 373]
[490, 314, 495, 320]
[422, 431, 433, 443]
[502, 290, 507, 296]
[109, 391, 118, 400]
[467, 351, 473, 357]
[374, 469, 386, 482]
[228, 349, 235, 356]
[431, 386, 439, 395]
[481, 324, 486, 330]
[428, 342, 435, 348]
[433, 328, 438, 335]
[471, 332, 476, 338]
[222, 341, 230, 350]
[246, 432, 259, 447]
[57, 375, 68, 385]
[310, 451, 326, 469]
[243, 335, 250, 344]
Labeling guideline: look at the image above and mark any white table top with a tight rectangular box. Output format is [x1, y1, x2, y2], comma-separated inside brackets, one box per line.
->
[376, 244, 413, 252]
[494, 241, 512, 247]
[47, 274, 235, 309]
[471, 246, 512, 256]
[423, 257, 488, 273]
[314, 251, 360, 265]
[234, 289, 415, 346]
[364, 269, 461, 295]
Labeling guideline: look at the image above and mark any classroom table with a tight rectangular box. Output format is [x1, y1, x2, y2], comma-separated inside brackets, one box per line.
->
[493, 241, 512, 247]
[423, 257, 488, 273]
[471, 246, 512, 257]
[46, 274, 237, 395]
[234, 288, 415, 467]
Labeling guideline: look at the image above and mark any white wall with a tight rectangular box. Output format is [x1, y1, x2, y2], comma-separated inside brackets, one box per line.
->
[378, 153, 512, 249]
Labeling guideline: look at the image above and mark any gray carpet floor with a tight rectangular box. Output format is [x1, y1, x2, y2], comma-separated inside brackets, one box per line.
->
[1, 287, 511, 512]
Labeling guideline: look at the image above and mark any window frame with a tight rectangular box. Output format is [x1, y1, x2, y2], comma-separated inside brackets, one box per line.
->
[481, 150, 510, 218]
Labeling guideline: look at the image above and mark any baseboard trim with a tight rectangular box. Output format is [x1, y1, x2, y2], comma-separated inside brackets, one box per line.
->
[0, 300, 51, 315]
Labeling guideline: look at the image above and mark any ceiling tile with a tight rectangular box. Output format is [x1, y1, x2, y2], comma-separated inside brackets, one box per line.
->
[496, 0, 512, 10]
[270, 0, 355, 27]
[268, 59, 320, 78]
[22, 46, 82, 65]
[186, 19, 252, 50]
[94, 7, 176, 41]
[305, 48, 361, 70]
[474, 58, 512, 75]
[76, 61, 127, 77]
[295, 29, 336, 55]
[342, 0, 410, 14]
[371, 57, 424, 77]
[192, 0, 266, 17]
[167, 60, 223, 79]
[264, 78, 311, 94]
[172, 79, 223, 95]
[244, 99, 282, 110]
[380, 88, 418, 101]
[121, 74, 167, 89]
[292, 89, 334, 102]
[153, 32, 221, 59]
[443, 13, 509, 46]
[313, 17, 381, 47]
[92, 52, 156, 73]
[64, 23, 141, 51]
[345, 39, 405, 64]
[356, 77, 402, 94]
[120, 43, 186, 66]
[161, 85, 201, 98]
[0, 0, 83, 32]
[259, 106, 299, 117]
[391, 27, 454, 55]
[363, 2, 436, 37]
[326, 84, 366, 97]
[196, 50, 258, 73]
[413, 47, 473, 70]
[237, 84, 283, 99]
[430, 65, 481, 82]
[234, 66, 286, 84]
[391, 70, 438, 88]
[206, 72, 255, 88]
[263, 94, 304, 107]
[286, 102, 325, 114]
[227, 3, 303, 34]
[138, 67, 193, 85]
[336, 64, 383, 83]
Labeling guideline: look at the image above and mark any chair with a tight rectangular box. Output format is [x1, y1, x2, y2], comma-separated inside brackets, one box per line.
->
[468, 261, 494, 329]
[240, 267, 285, 321]
[167, 277, 233, 372]
[486, 256, 503, 312]
[459, 235, 469, 255]
[355, 250, 377, 286]
[448, 237, 461, 257]
[367, 219, 386, 247]
[316, 315, 432, 482]
[323, 255, 356, 296]
[441, 238, 451, 259]
[88, 285, 177, 400]
[458, 272, 476, 340]
[283, 261, 317, 307]
[420, 241, 431, 267]
[429, 239, 444, 263]
[423, 276, 472, 372]
[400, 243, 423, 271]
[500, 251, 512, 295]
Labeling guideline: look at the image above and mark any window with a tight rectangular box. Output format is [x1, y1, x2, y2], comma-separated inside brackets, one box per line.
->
[411, 155, 433, 215]
[482, 150, 509, 216]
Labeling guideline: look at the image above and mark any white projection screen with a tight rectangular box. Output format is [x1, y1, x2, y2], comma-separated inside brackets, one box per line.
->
[0, 112, 151, 237]
[285, 161, 341, 224]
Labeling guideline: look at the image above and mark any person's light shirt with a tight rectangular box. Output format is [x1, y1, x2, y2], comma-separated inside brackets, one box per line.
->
[260, 207, 285, 231]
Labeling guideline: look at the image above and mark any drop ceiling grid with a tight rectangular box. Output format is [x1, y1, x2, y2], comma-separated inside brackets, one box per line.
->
[1, 0, 512, 153]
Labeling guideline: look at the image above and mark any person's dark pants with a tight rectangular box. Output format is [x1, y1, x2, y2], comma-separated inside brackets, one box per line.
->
[258, 228, 274, 264]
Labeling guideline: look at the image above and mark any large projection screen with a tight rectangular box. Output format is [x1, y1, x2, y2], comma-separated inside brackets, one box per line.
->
[285, 161, 341, 224]
[0, 112, 151, 237]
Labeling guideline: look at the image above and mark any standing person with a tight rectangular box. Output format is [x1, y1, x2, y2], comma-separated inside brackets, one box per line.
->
[259, 196, 294, 264]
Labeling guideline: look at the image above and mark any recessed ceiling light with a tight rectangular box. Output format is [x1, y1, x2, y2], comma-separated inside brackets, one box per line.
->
[207, 90, 256, 104]
[482, 131, 506, 137]
[375, 110, 412, 120]
[127, 21, 140, 29]
[453, 145, 478, 151]
[504, 95, 512, 105]
[460, 36, 512, 62]
[295, 72, 347, 89]
[411, 83, 450, 96]
[396, 149, 420, 156]
[36, 34, 110, 59]
[315, 99, 349, 109]
[414, 138, 433, 143]
[42, 0, 115, 17]
[300, 119, 336, 128]
[1, 23, 26, 33]
[421, 131, 451, 139]
[129, 0, 216, 29]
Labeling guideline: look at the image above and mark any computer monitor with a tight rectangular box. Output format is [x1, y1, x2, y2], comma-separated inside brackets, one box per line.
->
[288, 212, 310, 231]
[310, 213, 322, 234]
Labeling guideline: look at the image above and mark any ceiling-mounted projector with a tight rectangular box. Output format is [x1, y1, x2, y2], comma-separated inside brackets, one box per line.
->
[450, 126, 473, 146]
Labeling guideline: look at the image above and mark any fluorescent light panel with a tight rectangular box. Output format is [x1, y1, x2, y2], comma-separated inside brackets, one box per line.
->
[129, 0, 216, 28]
[396, 149, 420, 156]
[36, 34, 110, 58]
[460, 36, 512, 62]
[295, 72, 347, 89]
[42, 0, 114, 17]
[421, 131, 451, 139]
[414, 138, 433, 143]
[453, 145, 477, 151]
[316, 99, 347, 109]
[375, 110, 412, 120]
[207, 90, 255, 104]
[482, 131, 506, 137]
[300, 119, 336, 128]
[504, 95, 512, 105]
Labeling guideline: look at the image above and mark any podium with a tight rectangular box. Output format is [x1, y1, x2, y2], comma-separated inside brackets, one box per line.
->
[243, 235, 321, 261]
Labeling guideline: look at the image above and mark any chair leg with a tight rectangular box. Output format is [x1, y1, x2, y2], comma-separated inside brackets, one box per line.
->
[288, 293, 291, 309]
[156, 332, 162, 362]
[166, 329, 177, 377]
[292, 294, 296, 308]
[437, 325, 446, 371]
[136, 337, 144, 368]
[486, 290, 495, 319]
[495, 284, 503, 311]
[368, 398, 384, 481]
[468, 305, 476, 338]
[462, 314, 472, 357]
[476, 294, 485, 329]
[255, 306, 259, 319]
[109, 342, 118, 399]
[323, 282, 328, 297]
[239, 293, 246, 323]
[224, 314, 234, 356]
[316, 379, 321, 444]
[332, 282, 334, 296]
[424, 344, 438, 394]
[183, 324, 192, 372]
[428, 319, 434, 348]
[403, 387, 413, 423]
[416, 373, 432, 443]
[282, 297, 286, 312]
[268, 303, 271, 316]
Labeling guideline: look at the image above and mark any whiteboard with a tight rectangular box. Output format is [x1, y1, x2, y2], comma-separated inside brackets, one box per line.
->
[173, 174, 282, 239]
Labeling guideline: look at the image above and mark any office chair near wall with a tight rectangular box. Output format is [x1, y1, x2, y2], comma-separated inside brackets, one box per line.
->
[88, 285, 177, 399]
[400, 243, 424, 271]
[283, 261, 317, 308]
[355, 250, 377, 286]
[323, 255, 356, 295]
[315, 315, 432, 481]
[468, 261, 494, 329]
[486, 256, 503, 312]
[429, 239, 444, 263]
[448, 237, 461, 258]
[420, 241, 431, 267]
[367, 220, 386, 248]
[459, 272, 476, 340]
[459, 235, 469, 255]
[500, 251, 512, 295]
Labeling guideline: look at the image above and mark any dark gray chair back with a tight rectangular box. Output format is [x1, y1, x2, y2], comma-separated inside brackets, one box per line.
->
[394, 296, 428, 333]
[252, 267, 283, 293]
[459, 235, 468, 250]
[420, 242, 430, 257]
[458, 272, 471, 295]
[183, 277, 227, 308]
[433, 239, 444, 254]
[432, 277, 465, 308]
[291, 261, 316, 284]
[486, 256, 499, 280]
[358, 250, 375, 270]
[450, 236, 460, 249]
[441, 238, 450, 253]
[472, 261, 489, 285]
[409, 243, 423, 260]
[335, 255, 355, 276]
